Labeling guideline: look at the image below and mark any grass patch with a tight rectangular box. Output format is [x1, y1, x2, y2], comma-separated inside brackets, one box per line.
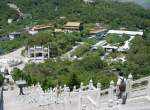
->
[105, 34, 130, 46]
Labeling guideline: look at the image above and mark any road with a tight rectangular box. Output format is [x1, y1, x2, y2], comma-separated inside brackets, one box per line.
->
[61, 42, 84, 60]
[0, 47, 29, 71]
[118, 36, 135, 51]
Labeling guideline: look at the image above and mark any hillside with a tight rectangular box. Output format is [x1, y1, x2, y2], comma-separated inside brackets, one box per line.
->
[0, 0, 150, 90]
[0, 0, 150, 34]
[115, 0, 150, 9]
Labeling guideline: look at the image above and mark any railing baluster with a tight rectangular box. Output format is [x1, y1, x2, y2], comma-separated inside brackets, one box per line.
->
[127, 74, 133, 98]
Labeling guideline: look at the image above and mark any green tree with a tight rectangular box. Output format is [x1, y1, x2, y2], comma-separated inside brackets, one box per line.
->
[12, 68, 23, 80]
[68, 73, 80, 90]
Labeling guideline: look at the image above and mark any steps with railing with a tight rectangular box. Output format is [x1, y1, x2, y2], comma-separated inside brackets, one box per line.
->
[3, 74, 150, 110]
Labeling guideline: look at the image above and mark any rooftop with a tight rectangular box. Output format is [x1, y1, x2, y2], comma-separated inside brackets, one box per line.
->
[89, 28, 107, 34]
[32, 25, 53, 31]
[102, 44, 118, 49]
[9, 32, 21, 35]
[54, 29, 64, 33]
[108, 30, 143, 36]
[92, 40, 107, 48]
[64, 22, 81, 27]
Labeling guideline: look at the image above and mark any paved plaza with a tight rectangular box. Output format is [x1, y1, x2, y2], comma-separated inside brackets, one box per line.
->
[3, 84, 150, 110]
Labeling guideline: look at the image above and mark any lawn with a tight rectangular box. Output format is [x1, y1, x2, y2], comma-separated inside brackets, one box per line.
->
[105, 34, 130, 46]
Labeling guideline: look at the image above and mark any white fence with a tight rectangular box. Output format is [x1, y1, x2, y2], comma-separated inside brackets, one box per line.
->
[12, 74, 150, 110]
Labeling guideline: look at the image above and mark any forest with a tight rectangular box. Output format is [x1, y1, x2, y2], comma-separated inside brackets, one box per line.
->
[12, 30, 150, 90]
[0, 0, 150, 35]
[0, 0, 150, 90]
[13, 51, 117, 90]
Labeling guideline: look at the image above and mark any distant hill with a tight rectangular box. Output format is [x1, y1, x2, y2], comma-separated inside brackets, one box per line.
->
[0, 0, 150, 34]
[115, 0, 150, 9]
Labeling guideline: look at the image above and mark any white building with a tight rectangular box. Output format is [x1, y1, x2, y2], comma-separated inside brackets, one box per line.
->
[91, 40, 107, 50]
[28, 46, 50, 60]
[28, 30, 38, 35]
[8, 32, 21, 40]
[108, 30, 143, 36]
[83, 0, 96, 3]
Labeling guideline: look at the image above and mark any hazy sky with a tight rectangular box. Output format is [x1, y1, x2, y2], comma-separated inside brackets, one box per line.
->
[116, 0, 150, 8]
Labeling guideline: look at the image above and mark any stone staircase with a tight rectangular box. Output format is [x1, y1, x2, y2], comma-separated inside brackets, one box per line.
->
[3, 74, 150, 110]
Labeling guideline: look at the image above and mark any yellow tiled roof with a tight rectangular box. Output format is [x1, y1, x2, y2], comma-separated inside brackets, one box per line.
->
[64, 22, 81, 27]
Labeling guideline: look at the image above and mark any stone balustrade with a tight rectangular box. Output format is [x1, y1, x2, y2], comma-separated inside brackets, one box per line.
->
[10, 74, 150, 110]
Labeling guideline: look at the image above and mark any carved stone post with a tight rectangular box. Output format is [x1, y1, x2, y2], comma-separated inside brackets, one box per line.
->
[64, 85, 67, 92]
[109, 80, 114, 99]
[63, 84, 68, 110]
[49, 87, 53, 102]
[89, 79, 93, 90]
[34, 45, 36, 61]
[48, 46, 50, 59]
[127, 74, 133, 98]
[42, 45, 44, 60]
[78, 82, 83, 110]
[97, 82, 101, 108]
[80, 82, 84, 91]
[73, 86, 76, 92]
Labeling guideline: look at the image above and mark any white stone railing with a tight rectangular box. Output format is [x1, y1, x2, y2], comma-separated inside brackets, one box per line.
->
[75, 74, 150, 109]
[13, 74, 150, 110]
[128, 75, 150, 99]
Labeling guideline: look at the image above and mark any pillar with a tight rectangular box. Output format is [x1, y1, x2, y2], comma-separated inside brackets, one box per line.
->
[127, 74, 133, 98]
[97, 83, 101, 108]
[42, 45, 44, 60]
[28, 46, 30, 58]
[64, 85, 68, 110]
[109, 80, 114, 99]
[34, 45, 36, 61]
[89, 79, 93, 90]
[78, 82, 83, 110]
[49, 87, 53, 102]
[73, 86, 76, 92]
[80, 82, 84, 91]
[48, 45, 50, 59]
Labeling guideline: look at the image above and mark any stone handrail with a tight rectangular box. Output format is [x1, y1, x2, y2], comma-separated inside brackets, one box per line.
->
[100, 88, 109, 96]
[74, 85, 89, 92]
[12, 74, 150, 110]
[87, 96, 97, 107]
[126, 75, 150, 99]
[132, 76, 150, 85]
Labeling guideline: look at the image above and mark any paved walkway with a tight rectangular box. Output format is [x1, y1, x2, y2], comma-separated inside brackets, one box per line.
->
[0, 47, 29, 71]
[118, 36, 135, 51]
[116, 97, 150, 110]
[3, 89, 78, 110]
[3, 88, 150, 110]
[61, 42, 84, 60]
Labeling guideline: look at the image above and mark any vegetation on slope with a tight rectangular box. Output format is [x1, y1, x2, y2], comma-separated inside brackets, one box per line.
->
[0, 0, 150, 54]
[0, 35, 27, 54]
[1, 0, 150, 90]
[105, 34, 130, 46]
[113, 29, 150, 79]
[13, 52, 117, 90]
[0, 0, 150, 35]
[27, 31, 84, 56]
